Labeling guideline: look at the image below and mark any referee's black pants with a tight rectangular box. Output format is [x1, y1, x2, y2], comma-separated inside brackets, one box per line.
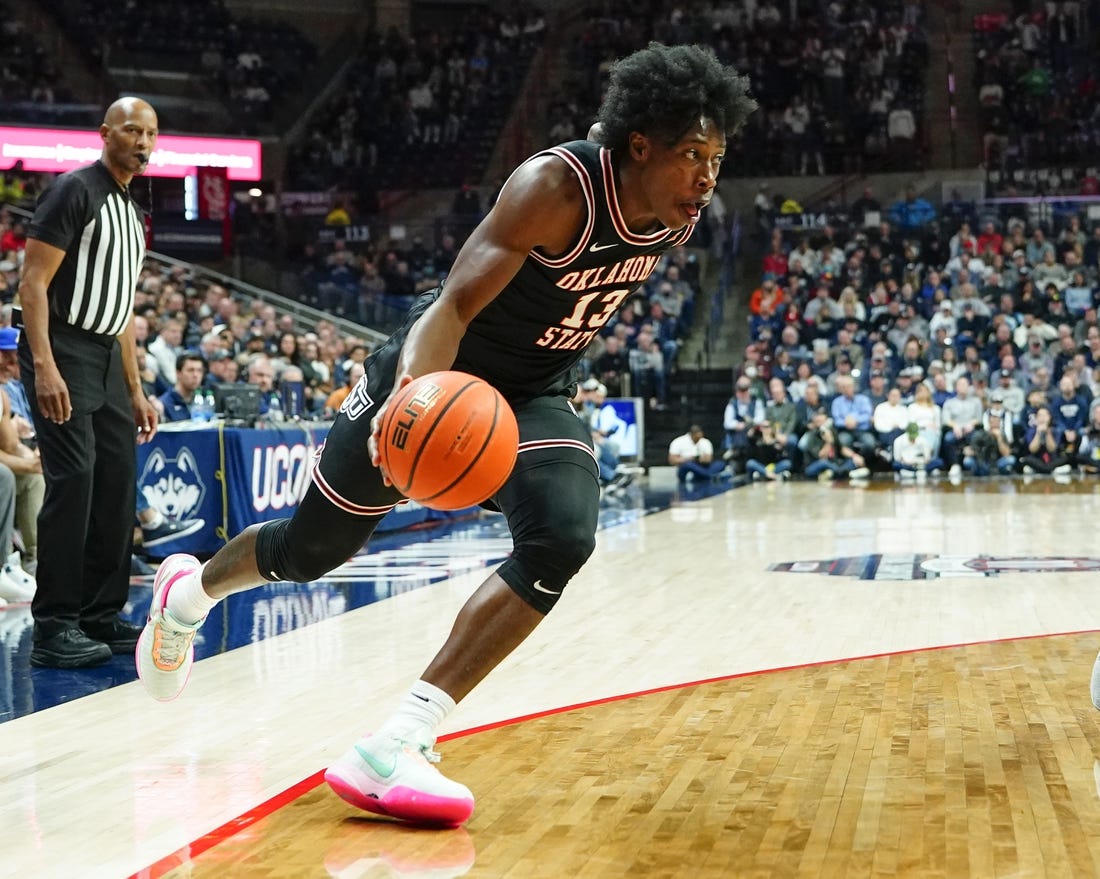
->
[20, 323, 136, 640]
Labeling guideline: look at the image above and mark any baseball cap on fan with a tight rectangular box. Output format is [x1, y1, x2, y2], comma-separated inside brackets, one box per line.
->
[0, 327, 19, 350]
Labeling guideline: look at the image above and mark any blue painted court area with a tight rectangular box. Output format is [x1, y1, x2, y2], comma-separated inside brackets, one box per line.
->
[0, 477, 734, 722]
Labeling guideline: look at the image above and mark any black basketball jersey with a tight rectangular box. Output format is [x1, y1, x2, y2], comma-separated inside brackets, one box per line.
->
[453, 140, 694, 403]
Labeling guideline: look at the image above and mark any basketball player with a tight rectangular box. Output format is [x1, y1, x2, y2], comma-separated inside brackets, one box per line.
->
[137, 44, 755, 826]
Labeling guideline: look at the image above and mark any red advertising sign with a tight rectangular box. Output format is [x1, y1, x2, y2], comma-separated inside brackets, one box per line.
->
[196, 165, 232, 255]
[0, 126, 262, 181]
[197, 166, 229, 221]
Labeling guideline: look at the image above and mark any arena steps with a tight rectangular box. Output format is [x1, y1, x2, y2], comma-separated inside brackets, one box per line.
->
[641, 368, 733, 467]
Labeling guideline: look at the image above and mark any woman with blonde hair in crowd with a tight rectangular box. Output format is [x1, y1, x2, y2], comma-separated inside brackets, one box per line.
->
[908, 381, 943, 456]
[837, 286, 866, 323]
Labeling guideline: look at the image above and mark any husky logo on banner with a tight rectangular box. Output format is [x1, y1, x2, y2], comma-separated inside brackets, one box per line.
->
[140, 447, 207, 520]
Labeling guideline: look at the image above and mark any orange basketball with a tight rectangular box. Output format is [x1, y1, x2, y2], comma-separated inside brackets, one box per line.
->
[378, 371, 519, 510]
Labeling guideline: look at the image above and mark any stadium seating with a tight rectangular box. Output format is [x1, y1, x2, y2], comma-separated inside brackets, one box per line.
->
[43, 0, 316, 134]
[556, 0, 930, 176]
[286, 16, 543, 191]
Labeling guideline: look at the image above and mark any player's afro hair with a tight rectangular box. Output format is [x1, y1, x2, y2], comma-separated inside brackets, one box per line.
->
[595, 43, 756, 153]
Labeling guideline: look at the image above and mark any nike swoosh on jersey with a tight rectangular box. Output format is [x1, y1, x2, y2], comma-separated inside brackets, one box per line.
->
[356, 743, 397, 778]
[588, 242, 617, 252]
[532, 580, 562, 595]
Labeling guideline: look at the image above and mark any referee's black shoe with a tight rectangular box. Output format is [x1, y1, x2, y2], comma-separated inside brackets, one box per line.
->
[30, 628, 112, 668]
[81, 619, 144, 654]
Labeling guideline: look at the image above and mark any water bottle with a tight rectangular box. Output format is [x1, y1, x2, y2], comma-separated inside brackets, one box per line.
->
[267, 393, 284, 423]
[192, 390, 210, 423]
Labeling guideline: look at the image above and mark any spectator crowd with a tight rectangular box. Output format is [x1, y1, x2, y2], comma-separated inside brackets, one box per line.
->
[127, 262, 379, 424]
[0, 201, 380, 426]
[974, 1, 1100, 172]
[0, 1, 77, 126]
[287, 11, 544, 194]
[47, 0, 316, 132]
[729, 182, 1100, 482]
[558, 0, 929, 176]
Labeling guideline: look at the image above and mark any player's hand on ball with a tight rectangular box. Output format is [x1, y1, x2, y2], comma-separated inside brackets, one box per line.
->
[369, 375, 414, 485]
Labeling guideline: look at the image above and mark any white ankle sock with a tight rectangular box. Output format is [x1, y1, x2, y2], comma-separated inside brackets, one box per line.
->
[376, 680, 456, 742]
[164, 563, 218, 625]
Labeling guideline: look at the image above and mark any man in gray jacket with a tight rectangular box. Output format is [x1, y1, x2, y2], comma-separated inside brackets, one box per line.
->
[941, 376, 984, 477]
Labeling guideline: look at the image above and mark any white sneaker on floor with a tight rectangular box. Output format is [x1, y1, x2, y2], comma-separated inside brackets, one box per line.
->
[948, 464, 962, 478]
[135, 553, 204, 702]
[849, 467, 870, 480]
[1091, 650, 1100, 711]
[0, 569, 32, 602]
[0, 551, 34, 601]
[325, 733, 475, 827]
[1053, 464, 1072, 475]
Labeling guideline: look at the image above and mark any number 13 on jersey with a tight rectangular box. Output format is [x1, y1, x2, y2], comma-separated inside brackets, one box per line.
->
[535, 288, 630, 351]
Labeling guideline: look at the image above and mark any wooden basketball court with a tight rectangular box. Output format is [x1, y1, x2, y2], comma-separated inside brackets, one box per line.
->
[4, 477, 1100, 878]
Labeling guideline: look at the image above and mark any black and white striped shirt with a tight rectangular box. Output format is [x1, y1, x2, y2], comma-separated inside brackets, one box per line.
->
[27, 160, 145, 338]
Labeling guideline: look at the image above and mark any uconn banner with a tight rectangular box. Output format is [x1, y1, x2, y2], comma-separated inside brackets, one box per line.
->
[223, 424, 322, 526]
[138, 425, 478, 558]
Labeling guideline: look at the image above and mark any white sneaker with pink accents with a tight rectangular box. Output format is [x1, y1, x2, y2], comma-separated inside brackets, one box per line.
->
[135, 553, 204, 702]
[325, 732, 475, 827]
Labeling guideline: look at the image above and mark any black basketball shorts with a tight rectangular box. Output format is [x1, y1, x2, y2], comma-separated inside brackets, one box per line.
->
[312, 293, 601, 525]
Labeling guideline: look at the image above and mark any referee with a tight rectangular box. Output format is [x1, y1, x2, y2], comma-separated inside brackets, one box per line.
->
[17, 97, 160, 668]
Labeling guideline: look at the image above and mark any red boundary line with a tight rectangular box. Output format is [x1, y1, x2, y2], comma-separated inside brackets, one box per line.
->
[130, 627, 1100, 878]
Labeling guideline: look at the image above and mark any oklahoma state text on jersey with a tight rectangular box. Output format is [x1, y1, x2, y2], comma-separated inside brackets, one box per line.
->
[453, 140, 693, 404]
